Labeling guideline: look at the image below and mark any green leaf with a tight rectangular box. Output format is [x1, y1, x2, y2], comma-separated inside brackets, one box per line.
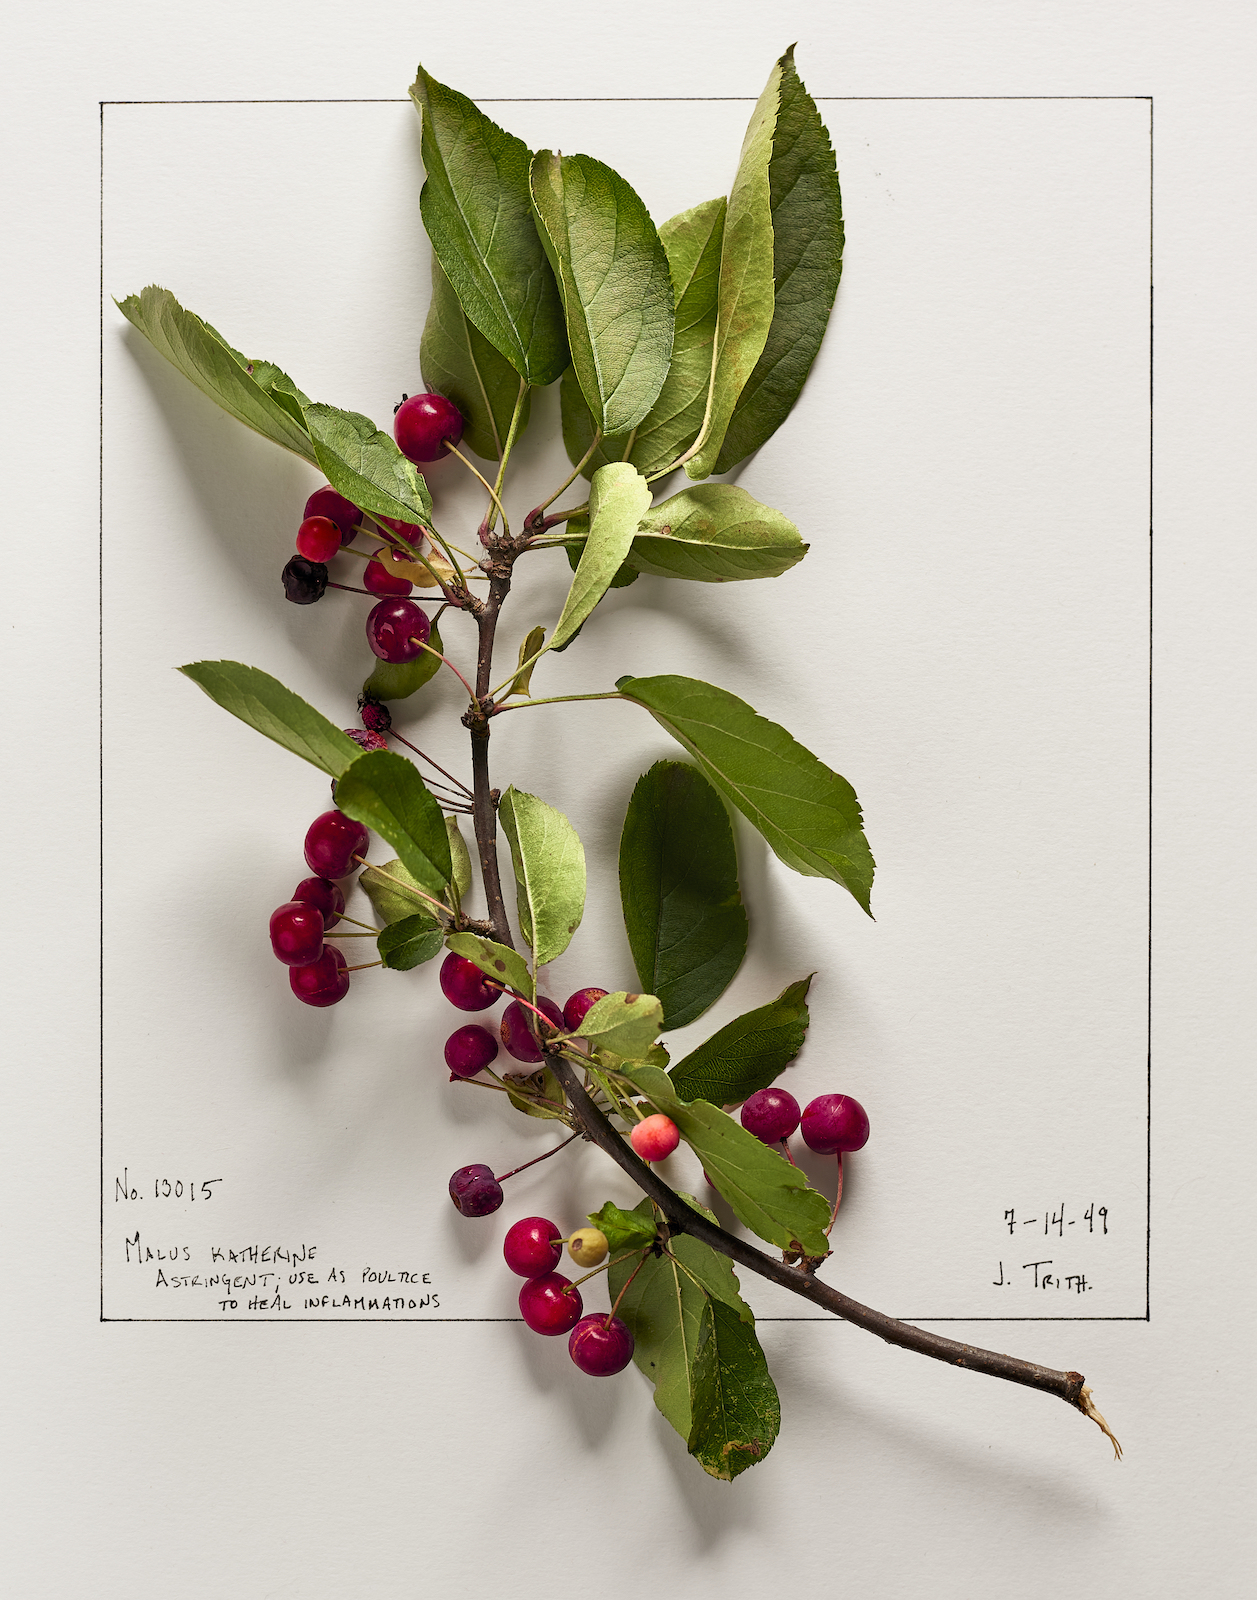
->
[333, 751, 452, 898]
[360, 857, 437, 926]
[607, 1202, 755, 1441]
[304, 404, 433, 528]
[587, 1201, 659, 1254]
[445, 816, 473, 903]
[686, 1298, 780, 1480]
[715, 48, 844, 472]
[550, 463, 652, 651]
[628, 485, 806, 582]
[529, 150, 674, 436]
[685, 59, 782, 478]
[562, 534, 639, 592]
[560, 195, 726, 480]
[619, 761, 747, 1030]
[410, 65, 567, 387]
[575, 992, 664, 1060]
[670, 977, 813, 1105]
[444, 932, 531, 999]
[616, 674, 874, 913]
[497, 788, 586, 966]
[505, 625, 546, 697]
[116, 286, 317, 463]
[362, 620, 443, 701]
[377, 913, 444, 971]
[420, 256, 531, 461]
[505, 1067, 567, 1121]
[621, 1063, 830, 1255]
[178, 661, 362, 778]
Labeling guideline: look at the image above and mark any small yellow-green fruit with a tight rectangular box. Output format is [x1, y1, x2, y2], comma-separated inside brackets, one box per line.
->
[568, 1227, 609, 1268]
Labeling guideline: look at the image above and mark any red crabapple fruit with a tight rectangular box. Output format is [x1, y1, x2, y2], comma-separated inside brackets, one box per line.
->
[630, 1115, 680, 1163]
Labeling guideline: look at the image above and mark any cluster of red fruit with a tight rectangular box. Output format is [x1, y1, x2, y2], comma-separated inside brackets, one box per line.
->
[439, 958, 609, 1083]
[267, 809, 371, 1007]
[737, 1085, 870, 1157]
[282, 392, 468, 665]
[503, 1215, 635, 1376]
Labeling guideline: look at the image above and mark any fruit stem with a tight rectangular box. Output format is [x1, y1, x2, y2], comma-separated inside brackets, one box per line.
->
[410, 637, 477, 702]
[546, 1055, 1108, 1436]
[485, 378, 530, 533]
[386, 732, 473, 797]
[606, 1251, 650, 1327]
[564, 1250, 638, 1293]
[351, 856, 452, 919]
[322, 931, 378, 938]
[344, 960, 383, 972]
[523, 430, 602, 533]
[825, 1151, 844, 1235]
[495, 1130, 583, 1185]
[335, 914, 380, 931]
[445, 442, 510, 537]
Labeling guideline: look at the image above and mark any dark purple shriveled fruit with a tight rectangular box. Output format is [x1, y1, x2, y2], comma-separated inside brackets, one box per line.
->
[445, 1024, 499, 1079]
[366, 598, 430, 663]
[800, 1094, 870, 1155]
[358, 697, 392, 734]
[304, 486, 361, 545]
[393, 392, 465, 463]
[503, 1216, 563, 1279]
[295, 515, 341, 563]
[269, 901, 325, 966]
[292, 876, 344, 930]
[345, 728, 388, 752]
[562, 987, 608, 1031]
[282, 556, 328, 605]
[740, 1087, 802, 1145]
[303, 810, 369, 879]
[500, 997, 564, 1064]
[439, 953, 500, 1013]
[569, 1314, 635, 1376]
[518, 1272, 582, 1335]
[448, 1163, 503, 1217]
[289, 945, 350, 1007]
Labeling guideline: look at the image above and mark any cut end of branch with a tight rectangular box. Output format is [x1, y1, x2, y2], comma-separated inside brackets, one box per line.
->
[1077, 1383, 1123, 1460]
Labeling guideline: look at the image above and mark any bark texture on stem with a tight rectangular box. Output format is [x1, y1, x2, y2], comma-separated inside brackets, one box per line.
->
[549, 1058, 1114, 1439]
[468, 567, 514, 947]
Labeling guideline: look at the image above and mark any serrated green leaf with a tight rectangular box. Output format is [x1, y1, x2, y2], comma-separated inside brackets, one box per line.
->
[116, 286, 317, 463]
[608, 1201, 754, 1441]
[550, 463, 652, 651]
[360, 858, 436, 926]
[587, 1201, 659, 1253]
[575, 991, 663, 1059]
[628, 485, 806, 582]
[361, 620, 443, 701]
[377, 913, 444, 971]
[445, 816, 473, 903]
[178, 661, 362, 778]
[333, 751, 452, 898]
[715, 48, 844, 472]
[505, 1066, 567, 1120]
[622, 1062, 830, 1255]
[497, 788, 586, 966]
[421, 256, 532, 461]
[529, 150, 674, 436]
[685, 60, 782, 478]
[669, 977, 812, 1105]
[687, 1298, 780, 1480]
[620, 761, 747, 1030]
[304, 404, 433, 529]
[617, 674, 874, 913]
[410, 65, 567, 387]
[444, 932, 531, 999]
[560, 195, 726, 479]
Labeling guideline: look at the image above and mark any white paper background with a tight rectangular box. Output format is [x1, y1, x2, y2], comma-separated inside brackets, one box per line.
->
[3, 3, 1255, 1596]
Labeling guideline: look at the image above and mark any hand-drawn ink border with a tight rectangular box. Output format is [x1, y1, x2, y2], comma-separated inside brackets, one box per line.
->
[100, 94, 1154, 1326]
